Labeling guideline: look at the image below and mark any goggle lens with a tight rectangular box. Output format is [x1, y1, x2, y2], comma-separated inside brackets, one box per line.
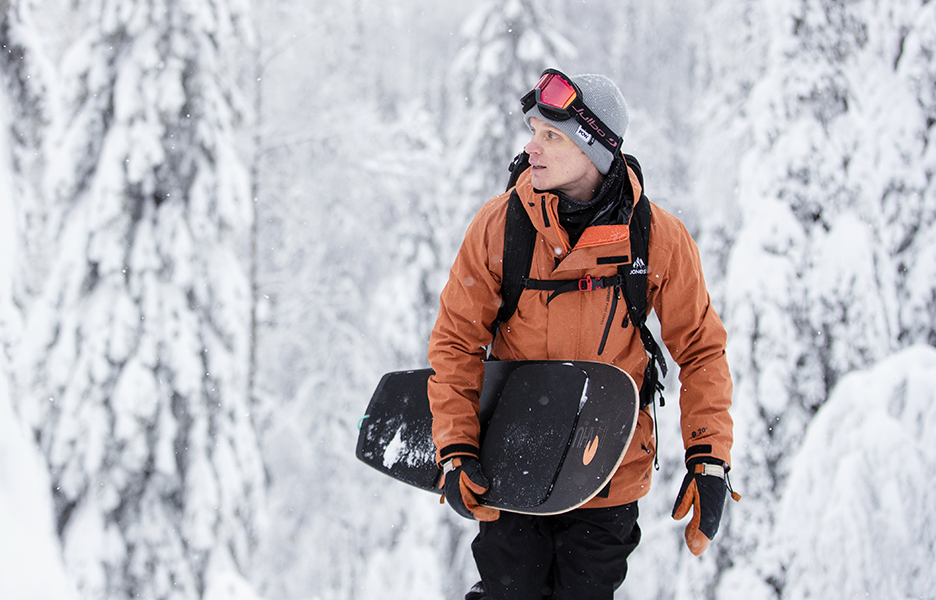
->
[535, 73, 577, 109]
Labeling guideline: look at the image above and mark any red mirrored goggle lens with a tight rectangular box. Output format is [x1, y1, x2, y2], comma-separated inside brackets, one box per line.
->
[535, 72, 577, 109]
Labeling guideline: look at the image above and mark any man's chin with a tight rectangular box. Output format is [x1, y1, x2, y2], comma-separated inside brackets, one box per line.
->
[530, 171, 549, 190]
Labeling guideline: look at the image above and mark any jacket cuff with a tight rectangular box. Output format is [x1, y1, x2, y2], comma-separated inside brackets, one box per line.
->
[438, 444, 480, 467]
[685, 445, 729, 470]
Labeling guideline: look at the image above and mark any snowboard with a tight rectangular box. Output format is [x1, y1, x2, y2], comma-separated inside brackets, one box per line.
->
[355, 360, 639, 515]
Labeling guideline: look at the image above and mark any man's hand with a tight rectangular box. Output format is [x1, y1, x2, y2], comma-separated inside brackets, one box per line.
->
[672, 457, 738, 555]
[442, 457, 500, 522]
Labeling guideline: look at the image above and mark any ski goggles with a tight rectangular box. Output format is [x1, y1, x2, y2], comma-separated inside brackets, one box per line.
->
[521, 69, 622, 153]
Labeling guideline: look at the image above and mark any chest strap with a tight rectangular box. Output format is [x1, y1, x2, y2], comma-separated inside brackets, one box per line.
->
[522, 274, 625, 304]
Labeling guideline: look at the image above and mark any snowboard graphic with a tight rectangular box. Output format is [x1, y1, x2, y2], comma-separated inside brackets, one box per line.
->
[356, 360, 639, 515]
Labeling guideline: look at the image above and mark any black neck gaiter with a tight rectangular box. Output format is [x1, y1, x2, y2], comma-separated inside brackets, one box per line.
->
[553, 154, 634, 248]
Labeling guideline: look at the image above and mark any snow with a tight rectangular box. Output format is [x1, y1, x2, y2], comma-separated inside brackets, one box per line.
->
[778, 345, 936, 598]
[2, 1, 936, 599]
[382, 425, 408, 468]
[0, 89, 12, 301]
[0, 109, 75, 596]
[0, 382, 78, 600]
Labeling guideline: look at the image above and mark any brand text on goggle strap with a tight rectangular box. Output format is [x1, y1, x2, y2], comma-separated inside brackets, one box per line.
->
[570, 106, 619, 148]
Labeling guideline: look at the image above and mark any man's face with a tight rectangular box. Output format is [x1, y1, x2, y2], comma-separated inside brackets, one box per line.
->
[524, 117, 602, 203]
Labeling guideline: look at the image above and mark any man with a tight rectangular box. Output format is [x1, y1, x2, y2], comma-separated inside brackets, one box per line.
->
[428, 69, 735, 600]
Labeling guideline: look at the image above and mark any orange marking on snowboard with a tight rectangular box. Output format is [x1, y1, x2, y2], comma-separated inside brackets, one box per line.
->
[583, 435, 600, 465]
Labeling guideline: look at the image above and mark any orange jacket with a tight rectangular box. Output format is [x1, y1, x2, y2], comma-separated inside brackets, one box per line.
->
[428, 165, 733, 508]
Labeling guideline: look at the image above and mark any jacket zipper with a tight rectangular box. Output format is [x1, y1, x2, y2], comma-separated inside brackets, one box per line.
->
[597, 288, 619, 356]
[540, 195, 572, 259]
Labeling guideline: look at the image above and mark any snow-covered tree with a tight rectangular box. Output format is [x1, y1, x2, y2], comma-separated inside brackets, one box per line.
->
[445, 0, 575, 223]
[776, 345, 936, 599]
[885, 1, 936, 347]
[0, 0, 54, 304]
[367, 1, 577, 375]
[693, 0, 936, 597]
[2, 7, 75, 597]
[11, 0, 266, 598]
[247, 2, 463, 598]
[7, 2, 934, 599]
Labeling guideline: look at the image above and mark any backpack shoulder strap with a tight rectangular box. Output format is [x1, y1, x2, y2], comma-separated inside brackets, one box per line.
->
[505, 151, 531, 191]
[490, 151, 536, 337]
[620, 154, 669, 408]
[490, 188, 537, 337]
[623, 190, 651, 327]
[621, 153, 650, 329]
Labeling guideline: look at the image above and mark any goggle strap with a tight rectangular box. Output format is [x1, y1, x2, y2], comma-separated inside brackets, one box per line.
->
[565, 102, 622, 153]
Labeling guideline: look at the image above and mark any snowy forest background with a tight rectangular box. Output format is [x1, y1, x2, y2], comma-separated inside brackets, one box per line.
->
[1, 0, 935, 598]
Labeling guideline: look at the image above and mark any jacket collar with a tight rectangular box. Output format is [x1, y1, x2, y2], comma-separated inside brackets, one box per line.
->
[514, 156, 643, 241]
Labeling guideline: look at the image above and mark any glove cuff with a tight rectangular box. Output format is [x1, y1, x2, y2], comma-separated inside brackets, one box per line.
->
[685, 448, 729, 471]
[442, 456, 475, 475]
[686, 454, 742, 503]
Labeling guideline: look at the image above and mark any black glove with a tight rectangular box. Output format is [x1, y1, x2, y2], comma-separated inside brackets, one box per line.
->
[441, 456, 500, 522]
[672, 457, 738, 555]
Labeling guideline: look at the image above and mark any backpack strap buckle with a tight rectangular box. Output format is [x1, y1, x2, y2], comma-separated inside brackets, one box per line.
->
[578, 275, 595, 291]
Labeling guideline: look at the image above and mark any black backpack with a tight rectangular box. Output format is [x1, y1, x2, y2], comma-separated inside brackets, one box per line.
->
[491, 151, 668, 410]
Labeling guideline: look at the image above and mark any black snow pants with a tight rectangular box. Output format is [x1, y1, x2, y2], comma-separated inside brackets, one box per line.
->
[470, 502, 641, 600]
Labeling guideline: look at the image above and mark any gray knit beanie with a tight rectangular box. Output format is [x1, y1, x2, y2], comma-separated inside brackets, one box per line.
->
[523, 73, 629, 175]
